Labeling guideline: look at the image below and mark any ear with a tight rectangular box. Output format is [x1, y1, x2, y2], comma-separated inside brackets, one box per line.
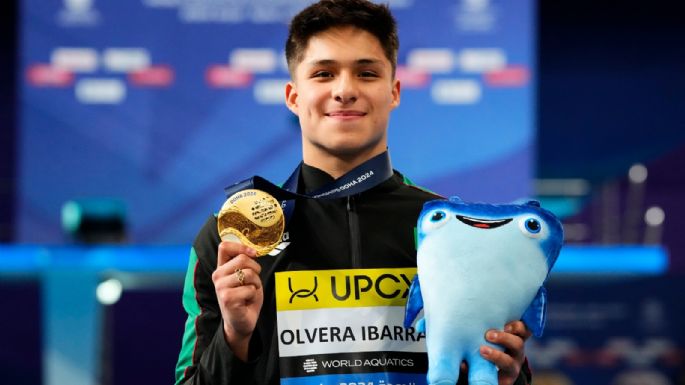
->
[285, 81, 299, 116]
[390, 78, 401, 109]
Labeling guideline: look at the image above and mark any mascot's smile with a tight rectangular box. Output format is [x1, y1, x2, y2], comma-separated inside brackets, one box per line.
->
[455, 215, 512, 229]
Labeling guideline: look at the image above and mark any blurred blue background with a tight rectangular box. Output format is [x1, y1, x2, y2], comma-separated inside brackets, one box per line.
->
[15, 0, 535, 244]
[1, 0, 684, 384]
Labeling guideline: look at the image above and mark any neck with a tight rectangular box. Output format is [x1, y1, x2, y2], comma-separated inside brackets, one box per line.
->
[303, 147, 387, 179]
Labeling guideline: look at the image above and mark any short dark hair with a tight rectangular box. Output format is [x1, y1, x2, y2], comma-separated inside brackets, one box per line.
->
[285, 0, 399, 77]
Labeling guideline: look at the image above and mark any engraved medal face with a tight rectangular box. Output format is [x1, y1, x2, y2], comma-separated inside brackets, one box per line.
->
[217, 189, 285, 256]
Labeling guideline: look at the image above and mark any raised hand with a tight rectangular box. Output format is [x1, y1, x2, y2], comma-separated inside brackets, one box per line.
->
[211, 241, 263, 361]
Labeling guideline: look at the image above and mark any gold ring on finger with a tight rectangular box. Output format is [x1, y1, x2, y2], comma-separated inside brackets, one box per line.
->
[235, 268, 245, 286]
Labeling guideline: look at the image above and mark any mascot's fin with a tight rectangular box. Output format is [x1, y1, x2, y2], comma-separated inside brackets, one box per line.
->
[404, 275, 424, 328]
[521, 286, 547, 338]
[416, 317, 426, 333]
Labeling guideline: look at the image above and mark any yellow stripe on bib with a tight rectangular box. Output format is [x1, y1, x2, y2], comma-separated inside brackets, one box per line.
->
[275, 268, 417, 311]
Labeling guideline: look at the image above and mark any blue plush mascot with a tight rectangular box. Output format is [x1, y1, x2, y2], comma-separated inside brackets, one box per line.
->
[404, 197, 564, 385]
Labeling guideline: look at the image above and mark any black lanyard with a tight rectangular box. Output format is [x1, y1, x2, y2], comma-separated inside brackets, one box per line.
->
[223, 151, 394, 224]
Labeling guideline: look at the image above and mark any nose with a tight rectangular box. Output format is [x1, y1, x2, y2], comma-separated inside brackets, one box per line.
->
[332, 73, 358, 104]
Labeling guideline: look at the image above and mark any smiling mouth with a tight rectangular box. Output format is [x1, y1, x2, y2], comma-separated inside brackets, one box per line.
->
[456, 215, 512, 229]
[326, 111, 366, 118]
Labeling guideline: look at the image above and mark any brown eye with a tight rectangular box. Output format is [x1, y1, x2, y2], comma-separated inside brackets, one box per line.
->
[313, 71, 333, 78]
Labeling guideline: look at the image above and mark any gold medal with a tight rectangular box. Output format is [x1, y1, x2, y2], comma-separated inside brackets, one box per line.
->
[217, 189, 285, 256]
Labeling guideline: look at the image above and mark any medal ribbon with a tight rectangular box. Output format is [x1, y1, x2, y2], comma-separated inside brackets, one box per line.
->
[223, 151, 394, 223]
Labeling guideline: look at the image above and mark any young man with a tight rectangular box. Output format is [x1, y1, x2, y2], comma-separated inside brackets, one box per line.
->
[175, 1, 532, 384]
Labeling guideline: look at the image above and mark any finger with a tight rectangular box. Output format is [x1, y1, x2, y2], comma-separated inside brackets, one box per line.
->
[480, 345, 517, 376]
[214, 267, 263, 290]
[212, 261, 261, 290]
[505, 321, 532, 340]
[217, 241, 257, 267]
[233, 268, 262, 289]
[485, 329, 524, 361]
[216, 254, 262, 276]
[216, 284, 262, 308]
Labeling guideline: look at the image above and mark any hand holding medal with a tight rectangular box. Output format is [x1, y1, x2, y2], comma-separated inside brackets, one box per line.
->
[212, 189, 284, 359]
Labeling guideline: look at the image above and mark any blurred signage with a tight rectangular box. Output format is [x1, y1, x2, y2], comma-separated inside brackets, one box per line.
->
[20, 0, 534, 243]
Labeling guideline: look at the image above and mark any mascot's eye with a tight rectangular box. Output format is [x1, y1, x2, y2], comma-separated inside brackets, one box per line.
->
[525, 218, 541, 233]
[518, 216, 544, 238]
[423, 209, 450, 232]
[431, 211, 446, 222]
[419, 208, 450, 233]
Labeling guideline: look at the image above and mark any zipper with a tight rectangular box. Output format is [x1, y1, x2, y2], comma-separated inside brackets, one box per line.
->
[347, 195, 362, 268]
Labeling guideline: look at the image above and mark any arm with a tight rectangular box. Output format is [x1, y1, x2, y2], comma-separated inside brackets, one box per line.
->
[174, 216, 264, 385]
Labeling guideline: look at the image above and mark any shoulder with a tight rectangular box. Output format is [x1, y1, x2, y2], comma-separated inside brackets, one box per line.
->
[392, 171, 444, 202]
[192, 214, 221, 269]
[363, 171, 443, 218]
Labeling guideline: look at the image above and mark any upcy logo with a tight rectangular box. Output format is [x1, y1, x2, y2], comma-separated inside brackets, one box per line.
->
[330, 272, 413, 301]
[302, 358, 317, 374]
[275, 268, 417, 310]
[288, 276, 318, 304]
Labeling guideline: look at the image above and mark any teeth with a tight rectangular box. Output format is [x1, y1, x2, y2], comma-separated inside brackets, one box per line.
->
[463, 217, 505, 224]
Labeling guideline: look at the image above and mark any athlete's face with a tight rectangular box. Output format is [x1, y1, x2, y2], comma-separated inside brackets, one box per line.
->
[285, 26, 400, 165]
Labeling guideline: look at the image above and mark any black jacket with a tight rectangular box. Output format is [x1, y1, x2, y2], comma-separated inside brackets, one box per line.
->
[175, 164, 531, 385]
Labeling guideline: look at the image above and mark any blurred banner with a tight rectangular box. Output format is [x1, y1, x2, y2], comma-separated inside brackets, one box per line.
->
[529, 276, 685, 385]
[19, 0, 534, 243]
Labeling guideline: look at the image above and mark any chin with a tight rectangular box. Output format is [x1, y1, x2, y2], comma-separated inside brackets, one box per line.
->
[321, 141, 384, 159]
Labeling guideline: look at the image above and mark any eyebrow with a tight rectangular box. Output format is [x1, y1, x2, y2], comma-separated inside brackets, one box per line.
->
[306, 58, 384, 67]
